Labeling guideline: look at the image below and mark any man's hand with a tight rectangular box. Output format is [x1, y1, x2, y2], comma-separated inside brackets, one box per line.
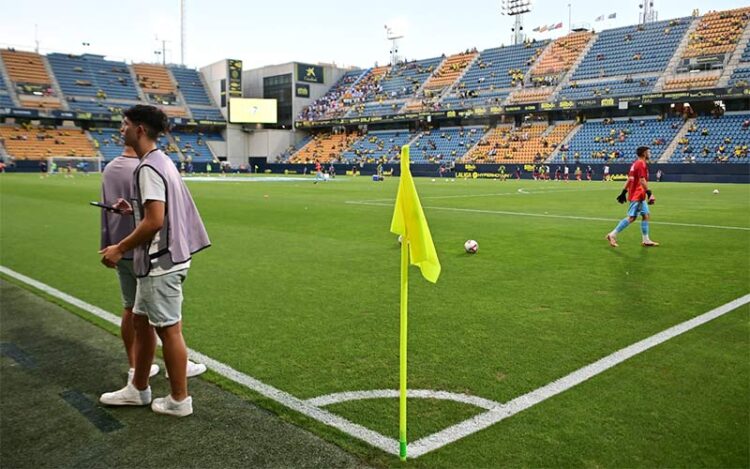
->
[99, 244, 124, 268]
[616, 189, 628, 204]
[646, 190, 655, 205]
[113, 198, 133, 215]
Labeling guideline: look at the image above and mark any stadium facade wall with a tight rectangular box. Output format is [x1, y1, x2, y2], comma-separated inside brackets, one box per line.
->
[199, 59, 233, 114]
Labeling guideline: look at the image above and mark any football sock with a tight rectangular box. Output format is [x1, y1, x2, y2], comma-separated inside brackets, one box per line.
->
[641, 220, 650, 241]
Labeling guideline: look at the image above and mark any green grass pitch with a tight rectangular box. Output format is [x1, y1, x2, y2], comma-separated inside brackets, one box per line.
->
[1, 172, 748, 467]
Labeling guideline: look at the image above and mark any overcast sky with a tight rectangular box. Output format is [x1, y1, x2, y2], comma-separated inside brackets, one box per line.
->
[0, 0, 746, 70]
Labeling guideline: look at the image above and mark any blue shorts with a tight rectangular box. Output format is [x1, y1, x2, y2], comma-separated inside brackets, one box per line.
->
[627, 200, 650, 218]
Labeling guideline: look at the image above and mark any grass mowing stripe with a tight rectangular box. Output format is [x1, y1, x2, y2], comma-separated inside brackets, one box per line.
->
[408, 293, 750, 458]
[346, 201, 750, 231]
[0, 265, 400, 456]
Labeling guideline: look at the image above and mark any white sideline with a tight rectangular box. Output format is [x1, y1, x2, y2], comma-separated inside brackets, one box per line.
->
[407, 293, 750, 457]
[346, 201, 750, 231]
[1, 265, 747, 459]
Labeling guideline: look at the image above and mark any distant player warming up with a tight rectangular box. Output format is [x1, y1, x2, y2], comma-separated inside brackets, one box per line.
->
[606, 146, 659, 248]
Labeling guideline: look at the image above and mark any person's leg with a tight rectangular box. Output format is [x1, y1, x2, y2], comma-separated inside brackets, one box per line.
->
[607, 204, 638, 247]
[121, 308, 136, 367]
[131, 313, 157, 390]
[640, 212, 659, 246]
[157, 322, 189, 401]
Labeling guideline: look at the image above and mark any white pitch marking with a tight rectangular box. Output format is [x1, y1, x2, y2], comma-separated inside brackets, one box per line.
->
[0, 266, 399, 456]
[306, 389, 500, 410]
[346, 201, 750, 231]
[356, 187, 609, 204]
[406, 293, 750, 458]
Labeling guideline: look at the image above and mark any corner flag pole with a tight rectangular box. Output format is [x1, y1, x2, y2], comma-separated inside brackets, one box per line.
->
[399, 229, 409, 461]
[391, 144, 441, 461]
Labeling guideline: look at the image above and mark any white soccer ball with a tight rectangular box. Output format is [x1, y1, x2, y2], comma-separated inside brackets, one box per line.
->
[713, 189, 719, 194]
[398, 234, 403, 244]
[464, 239, 478, 254]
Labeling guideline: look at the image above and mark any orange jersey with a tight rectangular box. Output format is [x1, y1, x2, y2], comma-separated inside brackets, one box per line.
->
[626, 159, 648, 201]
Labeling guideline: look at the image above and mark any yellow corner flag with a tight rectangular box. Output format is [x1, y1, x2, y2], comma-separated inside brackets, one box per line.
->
[390, 145, 440, 461]
[390, 145, 441, 283]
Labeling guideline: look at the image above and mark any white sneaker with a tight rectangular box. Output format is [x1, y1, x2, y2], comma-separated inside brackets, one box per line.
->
[165, 360, 207, 379]
[151, 395, 193, 417]
[100, 382, 151, 406]
[127, 364, 161, 383]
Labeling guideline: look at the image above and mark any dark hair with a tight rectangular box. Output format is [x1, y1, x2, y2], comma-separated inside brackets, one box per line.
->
[636, 146, 650, 157]
[123, 105, 168, 140]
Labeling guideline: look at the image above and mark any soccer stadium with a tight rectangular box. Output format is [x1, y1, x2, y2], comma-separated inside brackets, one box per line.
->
[0, 1, 749, 467]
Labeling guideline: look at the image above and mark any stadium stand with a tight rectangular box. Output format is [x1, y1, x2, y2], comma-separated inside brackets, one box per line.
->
[1, 49, 62, 109]
[46, 53, 140, 101]
[189, 107, 224, 121]
[741, 40, 750, 62]
[440, 41, 549, 110]
[404, 51, 478, 112]
[729, 66, 750, 87]
[378, 57, 442, 100]
[672, 113, 750, 163]
[341, 130, 413, 162]
[88, 128, 124, 160]
[663, 72, 721, 91]
[554, 116, 683, 163]
[571, 18, 691, 80]
[558, 76, 657, 101]
[462, 122, 568, 163]
[510, 32, 594, 104]
[277, 135, 314, 162]
[297, 69, 366, 121]
[132, 63, 187, 117]
[346, 101, 405, 118]
[409, 126, 484, 163]
[683, 7, 750, 58]
[169, 66, 214, 106]
[291, 132, 359, 163]
[171, 130, 223, 162]
[0, 125, 96, 159]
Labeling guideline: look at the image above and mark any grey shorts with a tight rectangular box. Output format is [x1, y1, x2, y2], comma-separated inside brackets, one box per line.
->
[133, 269, 188, 328]
[115, 259, 137, 309]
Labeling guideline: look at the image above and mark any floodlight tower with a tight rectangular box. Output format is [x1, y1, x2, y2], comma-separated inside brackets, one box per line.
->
[639, 0, 658, 24]
[180, 0, 186, 65]
[385, 24, 404, 66]
[501, 0, 532, 45]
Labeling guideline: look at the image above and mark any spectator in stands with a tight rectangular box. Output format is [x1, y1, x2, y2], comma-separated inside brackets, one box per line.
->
[606, 146, 658, 248]
[99, 105, 211, 417]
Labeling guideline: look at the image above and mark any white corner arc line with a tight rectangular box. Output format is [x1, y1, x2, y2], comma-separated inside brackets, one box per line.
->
[0, 266, 400, 456]
[306, 389, 500, 410]
[345, 201, 750, 231]
[406, 293, 750, 458]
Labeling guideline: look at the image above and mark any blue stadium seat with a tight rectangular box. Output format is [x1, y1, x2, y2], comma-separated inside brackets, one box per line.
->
[169, 67, 214, 106]
[190, 107, 224, 121]
[410, 126, 484, 163]
[171, 131, 222, 162]
[558, 76, 657, 101]
[673, 114, 750, 163]
[341, 130, 413, 161]
[728, 66, 750, 87]
[47, 53, 140, 101]
[441, 41, 549, 110]
[571, 18, 691, 80]
[555, 117, 683, 163]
